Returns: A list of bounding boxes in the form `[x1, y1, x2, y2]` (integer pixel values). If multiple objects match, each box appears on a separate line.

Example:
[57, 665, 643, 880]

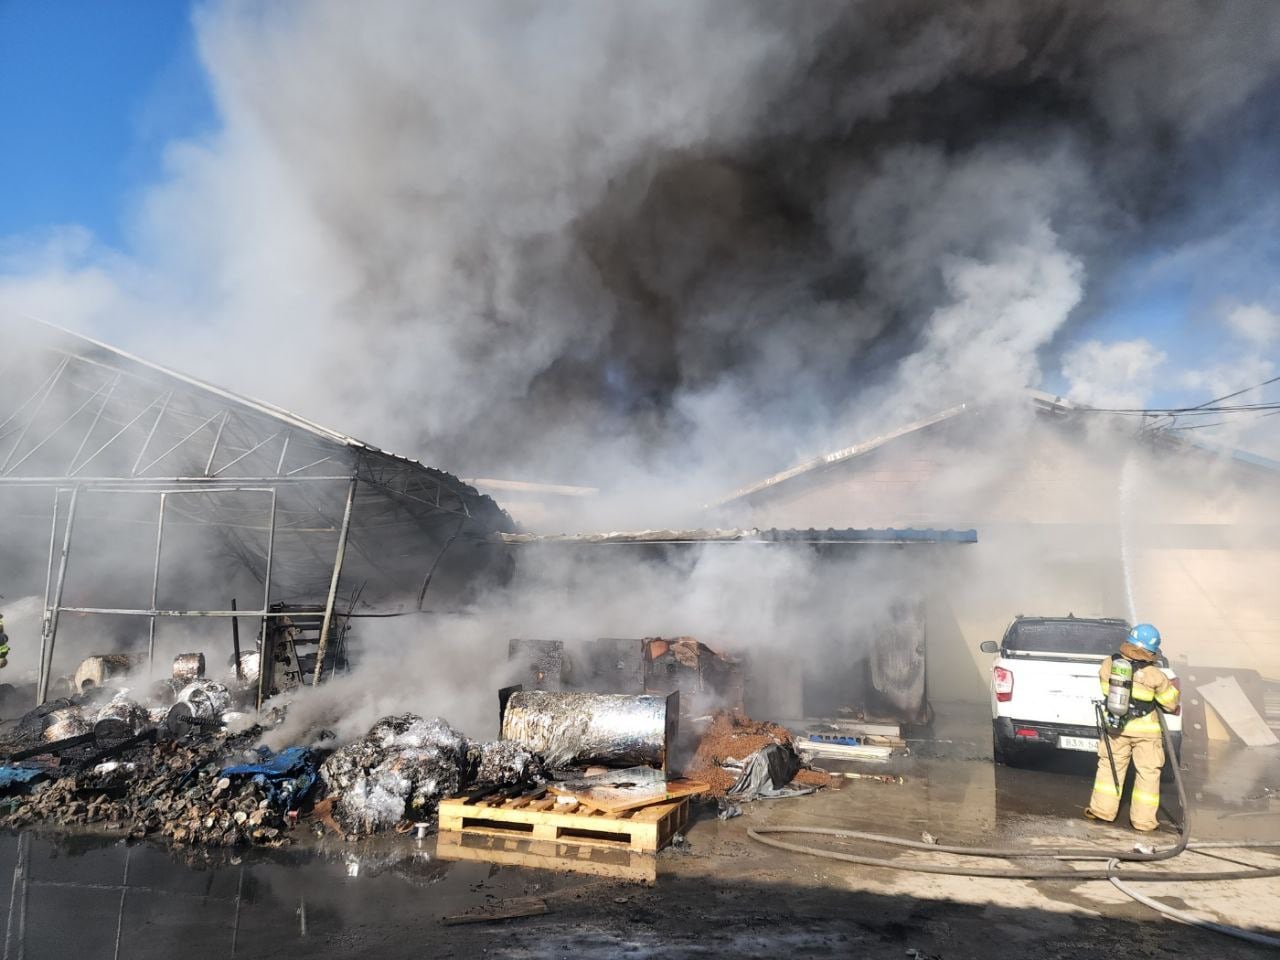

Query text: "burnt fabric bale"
[319, 714, 468, 835]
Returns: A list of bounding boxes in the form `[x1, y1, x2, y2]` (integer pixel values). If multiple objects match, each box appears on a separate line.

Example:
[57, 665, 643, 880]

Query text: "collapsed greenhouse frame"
[0, 319, 513, 706]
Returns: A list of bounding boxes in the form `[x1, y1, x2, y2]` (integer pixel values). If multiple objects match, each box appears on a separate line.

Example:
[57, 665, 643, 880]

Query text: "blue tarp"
[0, 766, 48, 794]
[220, 747, 320, 811]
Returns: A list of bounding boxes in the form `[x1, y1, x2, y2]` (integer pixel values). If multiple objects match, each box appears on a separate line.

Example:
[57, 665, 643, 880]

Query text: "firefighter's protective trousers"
[1087, 657, 1179, 831]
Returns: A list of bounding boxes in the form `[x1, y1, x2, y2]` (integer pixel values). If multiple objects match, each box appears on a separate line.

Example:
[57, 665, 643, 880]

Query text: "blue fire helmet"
[1128, 623, 1162, 653]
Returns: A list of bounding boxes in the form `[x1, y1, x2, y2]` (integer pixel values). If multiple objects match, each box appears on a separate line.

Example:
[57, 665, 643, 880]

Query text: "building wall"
[734, 414, 1280, 705]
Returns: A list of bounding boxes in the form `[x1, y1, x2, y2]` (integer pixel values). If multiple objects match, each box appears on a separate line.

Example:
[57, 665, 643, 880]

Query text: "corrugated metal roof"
[500, 527, 977, 545]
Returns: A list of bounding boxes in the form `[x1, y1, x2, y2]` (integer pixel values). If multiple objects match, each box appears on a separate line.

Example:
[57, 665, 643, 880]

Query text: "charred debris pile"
[0, 637, 879, 850]
[0, 655, 547, 849]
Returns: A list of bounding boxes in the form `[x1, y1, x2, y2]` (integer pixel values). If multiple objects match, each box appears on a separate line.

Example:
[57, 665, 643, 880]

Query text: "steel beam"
[67, 374, 120, 472]
[136, 407, 224, 476]
[131, 392, 173, 476]
[69, 393, 168, 477]
[204, 411, 229, 475]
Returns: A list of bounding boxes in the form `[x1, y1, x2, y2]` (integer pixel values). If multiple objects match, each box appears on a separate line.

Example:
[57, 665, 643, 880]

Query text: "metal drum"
[172, 652, 207, 683]
[167, 679, 234, 735]
[499, 689, 678, 769]
[93, 695, 149, 741]
[72, 654, 134, 692]
[44, 707, 89, 742]
[234, 652, 260, 685]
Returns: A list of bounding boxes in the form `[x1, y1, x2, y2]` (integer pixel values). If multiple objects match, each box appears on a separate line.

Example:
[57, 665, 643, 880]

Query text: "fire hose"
[748, 713, 1280, 944]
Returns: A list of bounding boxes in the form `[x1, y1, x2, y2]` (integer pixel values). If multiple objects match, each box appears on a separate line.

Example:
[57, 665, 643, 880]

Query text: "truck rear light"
[1015, 727, 1037, 738]
[994, 666, 1014, 702]
[1169, 677, 1182, 716]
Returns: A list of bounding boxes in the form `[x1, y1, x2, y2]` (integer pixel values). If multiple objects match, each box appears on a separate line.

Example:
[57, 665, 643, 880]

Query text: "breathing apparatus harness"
[1101, 652, 1156, 734]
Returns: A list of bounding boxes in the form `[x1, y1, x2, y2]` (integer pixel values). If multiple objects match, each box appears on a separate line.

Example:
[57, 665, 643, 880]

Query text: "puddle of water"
[0, 829, 579, 959]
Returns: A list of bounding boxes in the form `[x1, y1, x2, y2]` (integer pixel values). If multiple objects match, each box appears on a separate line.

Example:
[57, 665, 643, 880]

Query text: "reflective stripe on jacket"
[1098, 657, 1179, 738]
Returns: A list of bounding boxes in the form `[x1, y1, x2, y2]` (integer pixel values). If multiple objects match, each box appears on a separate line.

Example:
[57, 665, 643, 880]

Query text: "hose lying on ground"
[1106, 858, 1280, 949]
[748, 714, 1280, 939]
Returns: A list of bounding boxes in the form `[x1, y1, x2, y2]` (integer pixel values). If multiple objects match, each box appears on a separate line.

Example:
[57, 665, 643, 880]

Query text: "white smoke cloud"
[1063, 338, 1166, 409]
[1, 1, 1279, 728]
[1224, 303, 1280, 347]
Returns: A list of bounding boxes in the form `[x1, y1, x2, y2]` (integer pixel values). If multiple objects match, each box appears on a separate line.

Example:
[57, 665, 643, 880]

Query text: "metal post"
[312, 479, 357, 687]
[36, 489, 60, 697]
[255, 491, 277, 713]
[231, 866, 244, 956]
[416, 515, 465, 611]
[146, 494, 167, 677]
[231, 598, 243, 681]
[4, 831, 29, 960]
[204, 411, 229, 476]
[38, 485, 79, 704]
[111, 847, 130, 960]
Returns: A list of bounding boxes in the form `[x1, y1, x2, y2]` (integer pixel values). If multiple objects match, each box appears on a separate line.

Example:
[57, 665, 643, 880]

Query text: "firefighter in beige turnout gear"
[1085, 622, 1179, 831]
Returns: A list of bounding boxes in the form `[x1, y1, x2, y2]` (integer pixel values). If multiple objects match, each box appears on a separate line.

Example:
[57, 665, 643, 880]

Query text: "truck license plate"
[1059, 736, 1098, 752]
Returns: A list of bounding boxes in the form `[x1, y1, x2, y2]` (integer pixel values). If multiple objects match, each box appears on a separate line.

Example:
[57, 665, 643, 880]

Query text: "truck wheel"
[993, 734, 1022, 767]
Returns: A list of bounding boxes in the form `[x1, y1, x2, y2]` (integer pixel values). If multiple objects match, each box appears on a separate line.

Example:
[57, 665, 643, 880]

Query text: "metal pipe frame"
[0, 358, 68, 473]
[38, 486, 284, 703]
[312, 478, 357, 687]
[256, 490, 278, 711]
[145, 493, 167, 676]
[37, 485, 79, 704]
[2, 375, 115, 476]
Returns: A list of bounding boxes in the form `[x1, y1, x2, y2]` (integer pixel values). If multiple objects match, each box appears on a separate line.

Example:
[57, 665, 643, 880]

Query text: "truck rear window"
[1005, 620, 1129, 655]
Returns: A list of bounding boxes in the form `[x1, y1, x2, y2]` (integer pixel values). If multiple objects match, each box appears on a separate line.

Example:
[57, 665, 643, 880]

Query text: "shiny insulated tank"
[499, 687, 679, 770]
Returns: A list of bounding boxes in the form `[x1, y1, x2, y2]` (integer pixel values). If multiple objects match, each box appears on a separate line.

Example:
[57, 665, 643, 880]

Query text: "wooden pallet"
[437, 792, 689, 853]
[436, 832, 658, 883]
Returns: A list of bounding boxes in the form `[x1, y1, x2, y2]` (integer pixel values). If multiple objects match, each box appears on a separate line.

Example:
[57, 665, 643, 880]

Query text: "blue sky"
[0, 0, 213, 249]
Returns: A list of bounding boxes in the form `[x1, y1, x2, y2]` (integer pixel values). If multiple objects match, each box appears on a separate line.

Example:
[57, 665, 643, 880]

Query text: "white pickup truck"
[981, 615, 1182, 766]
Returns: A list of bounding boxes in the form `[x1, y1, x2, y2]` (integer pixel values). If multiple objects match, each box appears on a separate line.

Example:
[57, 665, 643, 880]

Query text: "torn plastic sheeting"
[726, 743, 815, 801]
[220, 746, 321, 811]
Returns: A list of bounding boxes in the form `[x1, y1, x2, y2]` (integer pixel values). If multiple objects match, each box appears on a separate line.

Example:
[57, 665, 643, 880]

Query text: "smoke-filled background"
[2, 0, 1279, 527]
[1, 1, 1279, 730]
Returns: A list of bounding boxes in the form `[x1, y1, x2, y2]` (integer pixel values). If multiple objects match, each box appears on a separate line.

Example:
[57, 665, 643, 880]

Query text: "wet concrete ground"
[2, 706, 1278, 959]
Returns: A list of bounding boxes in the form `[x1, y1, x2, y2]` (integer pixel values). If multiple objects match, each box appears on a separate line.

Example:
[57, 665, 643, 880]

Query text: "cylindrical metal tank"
[499, 689, 678, 769]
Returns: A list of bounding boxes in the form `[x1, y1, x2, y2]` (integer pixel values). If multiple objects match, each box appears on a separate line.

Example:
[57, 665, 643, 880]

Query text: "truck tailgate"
[1006, 656, 1102, 726]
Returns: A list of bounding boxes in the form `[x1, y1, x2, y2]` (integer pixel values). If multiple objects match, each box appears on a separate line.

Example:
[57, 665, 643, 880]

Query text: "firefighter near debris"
[1085, 623, 1180, 831]
[0, 612, 8, 669]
